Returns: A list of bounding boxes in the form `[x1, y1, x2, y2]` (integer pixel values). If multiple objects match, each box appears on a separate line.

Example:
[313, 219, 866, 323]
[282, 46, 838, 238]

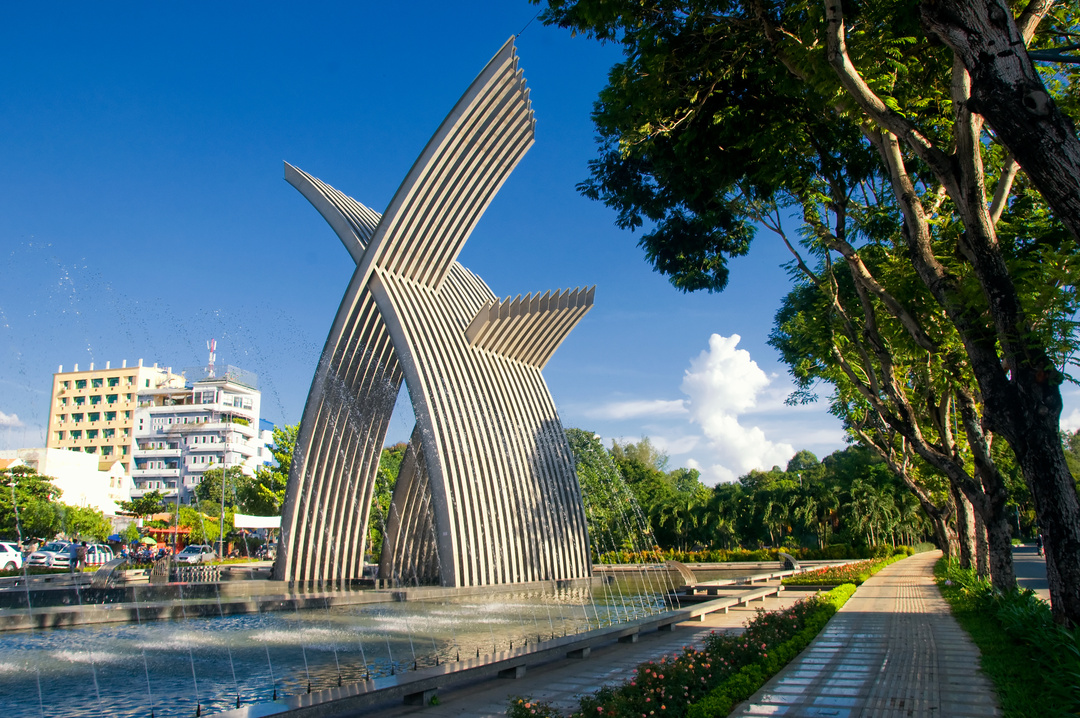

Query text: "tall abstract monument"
[273, 39, 595, 588]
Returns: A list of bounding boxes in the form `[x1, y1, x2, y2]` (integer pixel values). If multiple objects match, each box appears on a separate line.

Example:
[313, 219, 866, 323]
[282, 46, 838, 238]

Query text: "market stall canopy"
[234, 514, 281, 529]
[139, 536, 158, 545]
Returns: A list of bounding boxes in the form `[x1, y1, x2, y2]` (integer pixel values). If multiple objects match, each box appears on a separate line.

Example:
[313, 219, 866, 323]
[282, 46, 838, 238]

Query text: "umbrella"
[140, 536, 158, 545]
[107, 534, 123, 542]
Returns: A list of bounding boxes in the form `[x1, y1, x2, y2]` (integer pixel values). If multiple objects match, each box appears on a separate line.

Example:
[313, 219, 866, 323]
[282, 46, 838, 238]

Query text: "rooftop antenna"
[206, 338, 217, 378]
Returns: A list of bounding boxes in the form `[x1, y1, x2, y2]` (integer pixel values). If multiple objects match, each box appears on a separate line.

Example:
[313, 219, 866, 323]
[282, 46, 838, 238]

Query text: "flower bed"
[508, 583, 856, 718]
[781, 551, 908, 586]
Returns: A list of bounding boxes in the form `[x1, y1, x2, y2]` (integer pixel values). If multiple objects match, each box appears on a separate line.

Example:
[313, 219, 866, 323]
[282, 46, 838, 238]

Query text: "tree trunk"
[954, 486, 976, 570]
[974, 508, 989, 579]
[921, 0, 1080, 243]
[930, 511, 957, 559]
[1012, 422, 1080, 625]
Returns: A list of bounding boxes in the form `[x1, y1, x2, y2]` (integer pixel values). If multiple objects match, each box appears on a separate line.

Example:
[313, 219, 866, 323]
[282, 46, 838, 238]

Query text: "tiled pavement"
[730, 550, 999, 717]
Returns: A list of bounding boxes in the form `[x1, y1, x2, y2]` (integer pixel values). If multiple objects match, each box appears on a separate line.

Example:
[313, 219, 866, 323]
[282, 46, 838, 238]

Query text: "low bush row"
[596, 543, 933, 565]
[508, 583, 857, 718]
[936, 559, 1080, 716]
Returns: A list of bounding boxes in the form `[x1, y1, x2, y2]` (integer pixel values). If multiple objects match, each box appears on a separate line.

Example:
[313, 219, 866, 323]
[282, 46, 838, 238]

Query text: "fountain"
[0, 38, 807, 718]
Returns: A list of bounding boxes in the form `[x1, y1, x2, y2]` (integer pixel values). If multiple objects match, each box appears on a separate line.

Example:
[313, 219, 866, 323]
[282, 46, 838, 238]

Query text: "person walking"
[75, 541, 87, 571]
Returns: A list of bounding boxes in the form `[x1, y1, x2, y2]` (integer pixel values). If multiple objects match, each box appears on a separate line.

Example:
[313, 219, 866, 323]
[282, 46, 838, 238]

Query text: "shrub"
[937, 559, 1080, 715]
[509, 584, 857, 718]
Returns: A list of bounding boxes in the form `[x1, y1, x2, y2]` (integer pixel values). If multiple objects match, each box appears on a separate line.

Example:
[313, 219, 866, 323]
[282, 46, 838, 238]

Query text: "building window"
[125, 394, 132, 401]
[199, 390, 216, 405]
[70, 430, 82, 439]
[85, 446, 97, 454]
[75, 379, 86, 389]
[105, 411, 116, 421]
[91, 378, 102, 388]
[62, 381, 70, 389]
[72, 413, 83, 423]
[106, 394, 117, 404]
[88, 412, 100, 422]
[102, 446, 113, 456]
[56, 431, 65, 441]
[124, 411, 131, 419]
[90, 395, 101, 405]
[58, 397, 67, 407]
[56, 414, 66, 423]
[103, 428, 115, 438]
[86, 429, 98, 439]
[145, 379, 150, 388]
[122, 428, 130, 436]
[108, 377, 119, 387]
[122, 446, 129, 455]
[74, 396, 86, 406]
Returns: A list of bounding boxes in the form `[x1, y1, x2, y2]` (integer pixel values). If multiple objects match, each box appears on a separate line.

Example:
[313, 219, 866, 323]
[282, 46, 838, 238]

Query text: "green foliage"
[121, 522, 141, 544]
[0, 465, 64, 539]
[367, 442, 407, 561]
[178, 505, 231, 544]
[240, 423, 297, 516]
[61, 505, 112, 542]
[571, 430, 934, 556]
[936, 559, 1080, 716]
[117, 490, 165, 520]
[194, 466, 245, 508]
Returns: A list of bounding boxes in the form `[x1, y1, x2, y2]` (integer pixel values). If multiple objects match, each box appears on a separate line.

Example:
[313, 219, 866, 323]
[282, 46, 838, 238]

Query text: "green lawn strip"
[934, 559, 1079, 717]
[685, 584, 855, 718]
[782, 551, 908, 587]
[508, 584, 857, 718]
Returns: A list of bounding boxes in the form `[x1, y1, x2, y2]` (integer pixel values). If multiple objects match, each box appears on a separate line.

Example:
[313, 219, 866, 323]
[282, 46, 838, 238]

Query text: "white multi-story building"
[131, 366, 273, 504]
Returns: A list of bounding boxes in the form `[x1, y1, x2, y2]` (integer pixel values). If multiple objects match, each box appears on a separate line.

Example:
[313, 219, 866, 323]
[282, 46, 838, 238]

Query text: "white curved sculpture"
[274, 38, 594, 587]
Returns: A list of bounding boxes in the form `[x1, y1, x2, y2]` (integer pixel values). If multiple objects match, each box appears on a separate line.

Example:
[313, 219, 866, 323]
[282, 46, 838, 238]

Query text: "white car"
[0, 542, 23, 571]
[27, 541, 74, 569]
[175, 544, 216, 564]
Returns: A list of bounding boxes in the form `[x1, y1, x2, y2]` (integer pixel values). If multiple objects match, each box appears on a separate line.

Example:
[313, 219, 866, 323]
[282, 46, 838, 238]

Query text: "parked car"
[175, 545, 216, 564]
[0, 542, 23, 571]
[26, 542, 74, 569]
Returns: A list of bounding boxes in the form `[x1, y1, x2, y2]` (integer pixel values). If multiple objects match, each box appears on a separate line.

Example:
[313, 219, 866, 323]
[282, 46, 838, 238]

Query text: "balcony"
[134, 447, 182, 458]
[132, 468, 180, 478]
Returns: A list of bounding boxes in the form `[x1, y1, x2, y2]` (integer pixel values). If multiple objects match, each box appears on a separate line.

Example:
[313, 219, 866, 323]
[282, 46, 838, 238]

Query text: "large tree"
[541, 0, 1080, 622]
[0, 465, 63, 540]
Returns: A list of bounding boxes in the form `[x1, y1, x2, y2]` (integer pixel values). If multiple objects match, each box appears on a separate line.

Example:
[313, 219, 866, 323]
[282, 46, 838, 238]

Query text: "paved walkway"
[730, 551, 999, 717]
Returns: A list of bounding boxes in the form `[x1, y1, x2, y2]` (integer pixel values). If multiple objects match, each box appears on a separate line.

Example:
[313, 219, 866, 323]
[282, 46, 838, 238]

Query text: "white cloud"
[649, 433, 700, 456]
[0, 411, 23, 429]
[681, 334, 795, 483]
[1062, 408, 1080, 434]
[584, 399, 688, 420]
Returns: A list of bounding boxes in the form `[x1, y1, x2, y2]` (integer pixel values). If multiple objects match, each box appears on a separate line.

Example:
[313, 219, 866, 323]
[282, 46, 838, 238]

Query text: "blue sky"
[12, 1, 1062, 484]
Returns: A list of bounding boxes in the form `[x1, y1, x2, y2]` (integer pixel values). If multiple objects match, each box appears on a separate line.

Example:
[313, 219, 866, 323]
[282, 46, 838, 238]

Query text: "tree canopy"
[541, 0, 1080, 624]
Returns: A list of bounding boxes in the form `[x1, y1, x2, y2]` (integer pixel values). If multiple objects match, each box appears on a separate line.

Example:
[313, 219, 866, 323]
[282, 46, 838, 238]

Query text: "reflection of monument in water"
[274, 38, 595, 588]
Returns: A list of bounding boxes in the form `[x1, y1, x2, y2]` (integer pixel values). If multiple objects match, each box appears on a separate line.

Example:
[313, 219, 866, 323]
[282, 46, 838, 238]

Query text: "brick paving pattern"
[730, 551, 999, 717]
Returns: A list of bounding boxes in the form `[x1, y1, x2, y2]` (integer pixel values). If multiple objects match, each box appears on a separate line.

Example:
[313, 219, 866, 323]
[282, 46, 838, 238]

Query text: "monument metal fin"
[464, 286, 595, 367]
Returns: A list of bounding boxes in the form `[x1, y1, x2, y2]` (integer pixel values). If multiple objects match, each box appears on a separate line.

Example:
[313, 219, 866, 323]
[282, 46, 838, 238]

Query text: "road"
[1012, 544, 1050, 601]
